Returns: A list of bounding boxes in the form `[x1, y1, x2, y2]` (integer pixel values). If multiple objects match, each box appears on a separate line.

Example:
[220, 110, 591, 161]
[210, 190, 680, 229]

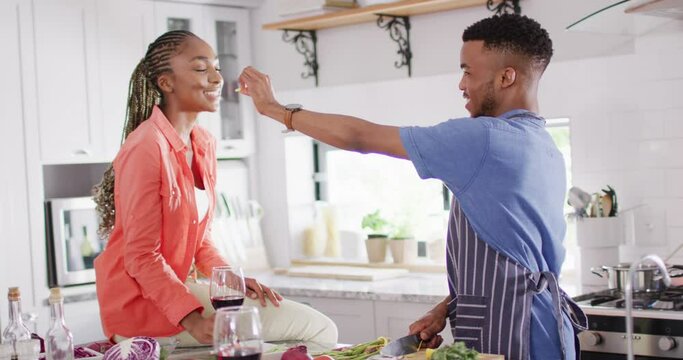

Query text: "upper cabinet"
[33, 0, 104, 163]
[30, 0, 253, 163]
[32, 0, 154, 163]
[97, 0, 155, 160]
[154, 2, 254, 159]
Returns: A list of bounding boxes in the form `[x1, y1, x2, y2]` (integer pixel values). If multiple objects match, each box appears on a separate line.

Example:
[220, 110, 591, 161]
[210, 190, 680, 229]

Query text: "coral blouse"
[95, 106, 227, 339]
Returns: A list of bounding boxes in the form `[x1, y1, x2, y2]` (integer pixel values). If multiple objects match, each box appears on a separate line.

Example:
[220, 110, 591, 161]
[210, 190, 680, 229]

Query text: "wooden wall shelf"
[262, 0, 487, 31]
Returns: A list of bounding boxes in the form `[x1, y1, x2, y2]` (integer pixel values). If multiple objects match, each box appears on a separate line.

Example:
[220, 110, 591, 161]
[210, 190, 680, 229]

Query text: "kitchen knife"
[380, 334, 422, 356]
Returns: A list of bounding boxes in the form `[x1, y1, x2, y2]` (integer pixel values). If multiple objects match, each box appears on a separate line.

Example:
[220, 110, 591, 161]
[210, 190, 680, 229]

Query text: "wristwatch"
[283, 103, 303, 133]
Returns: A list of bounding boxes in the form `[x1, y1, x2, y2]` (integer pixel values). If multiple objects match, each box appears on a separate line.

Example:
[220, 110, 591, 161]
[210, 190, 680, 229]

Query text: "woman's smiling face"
[163, 36, 224, 113]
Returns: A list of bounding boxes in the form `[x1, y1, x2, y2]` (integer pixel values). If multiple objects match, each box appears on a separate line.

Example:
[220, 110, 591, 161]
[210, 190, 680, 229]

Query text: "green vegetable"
[430, 342, 478, 360]
[316, 337, 389, 360]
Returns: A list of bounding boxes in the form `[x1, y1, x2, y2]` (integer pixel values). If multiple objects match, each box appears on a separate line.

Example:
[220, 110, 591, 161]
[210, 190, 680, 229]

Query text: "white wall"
[250, 0, 683, 281]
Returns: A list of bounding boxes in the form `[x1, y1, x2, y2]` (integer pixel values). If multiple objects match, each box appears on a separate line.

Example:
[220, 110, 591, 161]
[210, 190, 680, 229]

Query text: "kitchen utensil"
[591, 263, 669, 293]
[247, 200, 264, 247]
[567, 187, 591, 217]
[379, 334, 422, 356]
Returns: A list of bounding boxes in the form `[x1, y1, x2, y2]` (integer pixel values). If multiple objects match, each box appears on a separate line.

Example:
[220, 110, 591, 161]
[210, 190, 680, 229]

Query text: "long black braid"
[93, 30, 197, 238]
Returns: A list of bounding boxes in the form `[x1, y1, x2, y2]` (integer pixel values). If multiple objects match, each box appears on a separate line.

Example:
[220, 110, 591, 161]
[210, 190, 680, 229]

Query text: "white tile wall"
[541, 30, 683, 280]
[252, 0, 683, 283]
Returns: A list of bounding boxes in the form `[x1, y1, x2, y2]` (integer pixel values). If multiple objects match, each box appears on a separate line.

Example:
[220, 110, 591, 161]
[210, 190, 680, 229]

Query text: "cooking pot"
[591, 263, 668, 293]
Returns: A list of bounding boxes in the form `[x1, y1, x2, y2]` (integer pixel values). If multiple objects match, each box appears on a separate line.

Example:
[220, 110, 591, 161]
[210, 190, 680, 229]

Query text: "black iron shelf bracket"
[282, 29, 319, 86]
[376, 14, 412, 77]
[487, 0, 521, 15]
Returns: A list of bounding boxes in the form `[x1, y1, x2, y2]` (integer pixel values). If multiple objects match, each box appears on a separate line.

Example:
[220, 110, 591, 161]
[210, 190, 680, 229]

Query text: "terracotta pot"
[389, 238, 417, 264]
[365, 236, 388, 263]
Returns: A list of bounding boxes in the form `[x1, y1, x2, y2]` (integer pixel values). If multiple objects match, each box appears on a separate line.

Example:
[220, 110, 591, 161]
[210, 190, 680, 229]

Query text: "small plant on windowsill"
[389, 218, 418, 264]
[362, 210, 389, 263]
[362, 210, 390, 238]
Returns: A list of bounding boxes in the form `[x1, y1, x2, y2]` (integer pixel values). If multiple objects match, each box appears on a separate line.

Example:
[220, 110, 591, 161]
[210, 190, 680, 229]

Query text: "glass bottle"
[46, 288, 73, 360]
[2, 287, 31, 359]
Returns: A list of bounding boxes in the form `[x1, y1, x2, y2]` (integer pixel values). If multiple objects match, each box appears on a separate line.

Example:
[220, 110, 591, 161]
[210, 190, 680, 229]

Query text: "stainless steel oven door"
[45, 197, 105, 287]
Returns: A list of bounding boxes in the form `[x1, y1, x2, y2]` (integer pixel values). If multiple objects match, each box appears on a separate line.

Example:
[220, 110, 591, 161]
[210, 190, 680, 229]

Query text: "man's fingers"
[425, 335, 443, 349]
[409, 325, 424, 336]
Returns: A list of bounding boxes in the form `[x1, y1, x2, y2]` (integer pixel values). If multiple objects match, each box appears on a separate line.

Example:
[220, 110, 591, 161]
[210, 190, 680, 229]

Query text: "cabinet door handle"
[72, 149, 91, 156]
[222, 145, 235, 150]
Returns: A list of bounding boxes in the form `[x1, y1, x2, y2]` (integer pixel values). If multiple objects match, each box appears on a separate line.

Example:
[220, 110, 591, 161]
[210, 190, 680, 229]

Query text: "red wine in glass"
[211, 295, 245, 309]
[217, 348, 261, 360]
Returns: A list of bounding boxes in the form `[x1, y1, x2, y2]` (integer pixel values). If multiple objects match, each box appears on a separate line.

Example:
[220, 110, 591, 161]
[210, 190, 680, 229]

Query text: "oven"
[45, 197, 107, 287]
[575, 288, 683, 359]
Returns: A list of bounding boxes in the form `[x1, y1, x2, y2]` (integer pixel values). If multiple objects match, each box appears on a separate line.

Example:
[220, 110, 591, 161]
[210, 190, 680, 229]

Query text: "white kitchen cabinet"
[374, 301, 454, 344]
[288, 296, 376, 344]
[0, 0, 35, 311]
[32, 0, 155, 163]
[154, 1, 254, 159]
[32, 0, 104, 163]
[97, 0, 155, 159]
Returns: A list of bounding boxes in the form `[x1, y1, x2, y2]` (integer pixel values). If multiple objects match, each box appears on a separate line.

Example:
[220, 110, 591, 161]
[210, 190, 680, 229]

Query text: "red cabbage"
[103, 337, 159, 360]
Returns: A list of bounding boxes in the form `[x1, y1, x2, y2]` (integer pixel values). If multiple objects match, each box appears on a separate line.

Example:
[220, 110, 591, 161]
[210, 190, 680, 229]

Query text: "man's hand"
[245, 277, 283, 307]
[180, 310, 215, 344]
[408, 299, 449, 348]
[238, 67, 281, 116]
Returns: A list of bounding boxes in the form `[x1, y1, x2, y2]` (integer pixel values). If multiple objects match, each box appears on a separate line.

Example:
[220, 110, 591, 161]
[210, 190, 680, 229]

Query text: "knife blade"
[380, 334, 422, 356]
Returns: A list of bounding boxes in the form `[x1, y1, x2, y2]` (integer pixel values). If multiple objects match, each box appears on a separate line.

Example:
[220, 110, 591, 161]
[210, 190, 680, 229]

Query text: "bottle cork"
[8, 287, 20, 301]
[48, 287, 63, 304]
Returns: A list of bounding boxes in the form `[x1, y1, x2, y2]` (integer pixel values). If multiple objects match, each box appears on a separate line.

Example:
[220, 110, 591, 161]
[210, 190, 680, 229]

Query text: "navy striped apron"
[446, 199, 587, 360]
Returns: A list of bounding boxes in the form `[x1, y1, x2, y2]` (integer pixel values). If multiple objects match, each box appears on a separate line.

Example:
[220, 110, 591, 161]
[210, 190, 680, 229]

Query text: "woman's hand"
[180, 310, 215, 344]
[244, 277, 283, 307]
[238, 67, 280, 115]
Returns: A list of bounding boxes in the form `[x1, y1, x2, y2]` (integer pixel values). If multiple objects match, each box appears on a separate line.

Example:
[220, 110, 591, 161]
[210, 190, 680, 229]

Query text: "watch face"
[285, 103, 303, 111]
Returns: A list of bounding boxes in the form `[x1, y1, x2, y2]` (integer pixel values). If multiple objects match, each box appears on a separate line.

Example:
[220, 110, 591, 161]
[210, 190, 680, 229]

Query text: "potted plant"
[389, 219, 418, 264]
[361, 210, 389, 263]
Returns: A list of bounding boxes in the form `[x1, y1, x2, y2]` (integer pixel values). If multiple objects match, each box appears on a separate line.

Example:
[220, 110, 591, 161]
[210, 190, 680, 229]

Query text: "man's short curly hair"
[462, 14, 553, 72]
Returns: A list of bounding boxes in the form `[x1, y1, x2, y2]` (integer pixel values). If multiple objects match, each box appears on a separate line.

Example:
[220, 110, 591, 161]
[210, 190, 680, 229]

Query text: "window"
[313, 118, 576, 277]
[314, 143, 448, 250]
[546, 118, 578, 295]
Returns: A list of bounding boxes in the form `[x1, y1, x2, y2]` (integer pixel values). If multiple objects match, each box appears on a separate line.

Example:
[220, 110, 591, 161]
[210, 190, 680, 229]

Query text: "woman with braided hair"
[93, 30, 337, 346]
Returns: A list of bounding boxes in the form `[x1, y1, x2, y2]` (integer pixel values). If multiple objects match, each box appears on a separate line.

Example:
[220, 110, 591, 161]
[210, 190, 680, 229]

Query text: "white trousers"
[116, 281, 338, 347]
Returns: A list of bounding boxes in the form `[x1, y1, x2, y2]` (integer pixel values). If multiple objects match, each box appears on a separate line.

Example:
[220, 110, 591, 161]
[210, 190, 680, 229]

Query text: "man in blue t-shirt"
[239, 13, 586, 360]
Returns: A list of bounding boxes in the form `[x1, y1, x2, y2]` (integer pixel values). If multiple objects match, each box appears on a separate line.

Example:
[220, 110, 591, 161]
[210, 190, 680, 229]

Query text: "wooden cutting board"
[286, 265, 409, 281]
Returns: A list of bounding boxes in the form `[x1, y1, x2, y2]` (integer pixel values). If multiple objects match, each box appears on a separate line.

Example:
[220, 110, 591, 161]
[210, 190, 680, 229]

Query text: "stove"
[574, 286, 683, 359]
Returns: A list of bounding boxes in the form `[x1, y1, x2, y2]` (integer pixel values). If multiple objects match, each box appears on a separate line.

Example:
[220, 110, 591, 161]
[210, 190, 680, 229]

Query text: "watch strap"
[284, 108, 295, 131]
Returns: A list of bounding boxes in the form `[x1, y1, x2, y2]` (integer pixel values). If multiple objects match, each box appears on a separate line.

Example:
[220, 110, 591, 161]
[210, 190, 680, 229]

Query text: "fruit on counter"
[102, 337, 160, 360]
[316, 337, 389, 360]
[425, 342, 478, 360]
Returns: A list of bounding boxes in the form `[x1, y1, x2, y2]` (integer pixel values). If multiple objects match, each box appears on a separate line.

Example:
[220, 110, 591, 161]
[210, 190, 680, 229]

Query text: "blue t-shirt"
[399, 109, 573, 359]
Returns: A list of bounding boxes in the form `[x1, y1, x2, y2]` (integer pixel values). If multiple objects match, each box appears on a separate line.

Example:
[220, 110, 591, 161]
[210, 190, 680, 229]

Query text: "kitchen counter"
[60, 272, 449, 305]
[255, 271, 449, 304]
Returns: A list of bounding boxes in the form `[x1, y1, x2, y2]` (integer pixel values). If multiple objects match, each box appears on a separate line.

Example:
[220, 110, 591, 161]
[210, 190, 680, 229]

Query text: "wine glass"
[214, 306, 262, 360]
[210, 266, 246, 310]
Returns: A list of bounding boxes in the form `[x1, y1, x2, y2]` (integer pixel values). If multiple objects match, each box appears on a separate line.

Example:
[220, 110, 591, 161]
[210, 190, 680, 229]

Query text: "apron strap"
[533, 271, 567, 360]
[531, 271, 588, 360]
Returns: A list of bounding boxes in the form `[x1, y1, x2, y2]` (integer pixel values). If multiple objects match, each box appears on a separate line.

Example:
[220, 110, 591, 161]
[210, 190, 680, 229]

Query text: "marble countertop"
[61, 272, 449, 305]
[254, 271, 449, 304]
